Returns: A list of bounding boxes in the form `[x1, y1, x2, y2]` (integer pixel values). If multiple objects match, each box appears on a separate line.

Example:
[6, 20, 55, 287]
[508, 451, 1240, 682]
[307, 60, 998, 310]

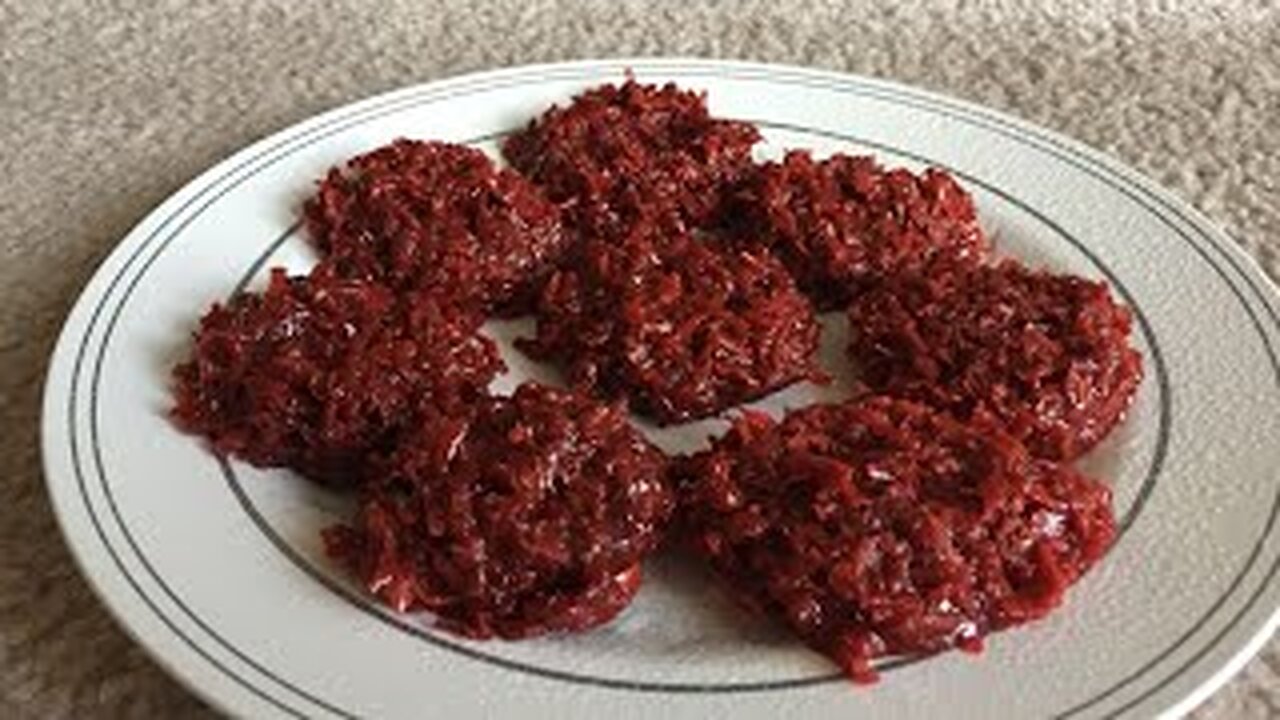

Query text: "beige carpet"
[2, 0, 1278, 716]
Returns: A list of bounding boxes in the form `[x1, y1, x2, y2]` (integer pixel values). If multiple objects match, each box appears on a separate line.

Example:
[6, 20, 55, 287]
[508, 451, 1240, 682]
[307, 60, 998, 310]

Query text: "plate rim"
[39, 57, 1280, 719]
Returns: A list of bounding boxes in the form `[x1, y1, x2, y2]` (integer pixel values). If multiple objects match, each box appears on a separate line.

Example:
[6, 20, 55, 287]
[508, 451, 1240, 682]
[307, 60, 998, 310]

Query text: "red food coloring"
[676, 396, 1116, 683]
[325, 383, 673, 638]
[847, 260, 1143, 460]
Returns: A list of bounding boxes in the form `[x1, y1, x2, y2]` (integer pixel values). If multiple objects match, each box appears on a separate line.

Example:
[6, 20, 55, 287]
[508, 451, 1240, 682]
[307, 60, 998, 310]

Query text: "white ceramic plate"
[41, 59, 1280, 719]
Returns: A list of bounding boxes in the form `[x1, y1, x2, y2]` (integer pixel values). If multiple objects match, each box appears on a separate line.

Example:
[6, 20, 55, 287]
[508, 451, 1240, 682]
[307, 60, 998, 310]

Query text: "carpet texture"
[2, 0, 1278, 716]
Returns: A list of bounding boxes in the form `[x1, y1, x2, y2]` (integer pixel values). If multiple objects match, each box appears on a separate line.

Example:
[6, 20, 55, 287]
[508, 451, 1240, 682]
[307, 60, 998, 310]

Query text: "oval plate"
[41, 59, 1280, 719]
